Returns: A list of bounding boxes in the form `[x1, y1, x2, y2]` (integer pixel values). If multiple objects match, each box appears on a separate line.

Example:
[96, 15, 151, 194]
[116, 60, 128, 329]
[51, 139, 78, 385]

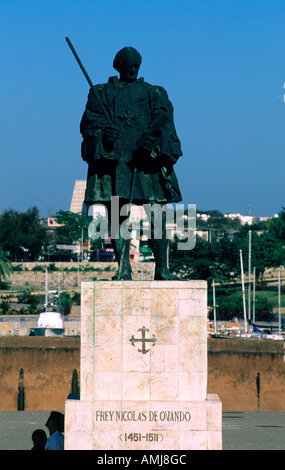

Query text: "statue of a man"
[80, 46, 182, 280]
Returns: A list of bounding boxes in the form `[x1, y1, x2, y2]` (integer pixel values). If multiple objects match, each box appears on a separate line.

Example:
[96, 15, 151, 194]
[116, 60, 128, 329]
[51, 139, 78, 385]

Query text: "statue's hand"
[139, 135, 157, 153]
[103, 126, 120, 143]
[102, 126, 120, 152]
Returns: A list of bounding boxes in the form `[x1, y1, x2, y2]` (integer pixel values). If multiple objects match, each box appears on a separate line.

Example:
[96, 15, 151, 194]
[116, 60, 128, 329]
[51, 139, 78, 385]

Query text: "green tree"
[20, 207, 48, 260]
[0, 209, 22, 259]
[232, 226, 285, 279]
[268, 208, 285, 241]
[215, 292, 243, 320]
[59, 291, 72, 315]
[0, 247, 13, 279]
[170, 236, 238, 284]
[170, 221, 285, 283]
[0, 207, 48, 261]
[254, 296, 274, 322]
[55, 211, 89, 245]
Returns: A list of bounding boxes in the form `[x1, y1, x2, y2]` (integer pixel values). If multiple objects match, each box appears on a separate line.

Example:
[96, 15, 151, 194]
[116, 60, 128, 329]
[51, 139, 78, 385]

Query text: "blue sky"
[0, 0, 284, 218]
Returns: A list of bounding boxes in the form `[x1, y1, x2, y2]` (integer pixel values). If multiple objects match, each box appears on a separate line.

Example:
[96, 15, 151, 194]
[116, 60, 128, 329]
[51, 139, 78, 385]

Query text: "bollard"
[71, 369, 79, 394]
[256, 372, 260, 410]
[17, 368, 25, 411]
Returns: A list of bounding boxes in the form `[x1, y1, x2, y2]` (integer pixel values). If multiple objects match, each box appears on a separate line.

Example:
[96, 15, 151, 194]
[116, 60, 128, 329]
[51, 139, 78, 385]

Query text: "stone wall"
[207, 337, 285, 412]
[6, 262, 155, 292]
[0, 337, 80, 411]
[0, 336, 283, 412]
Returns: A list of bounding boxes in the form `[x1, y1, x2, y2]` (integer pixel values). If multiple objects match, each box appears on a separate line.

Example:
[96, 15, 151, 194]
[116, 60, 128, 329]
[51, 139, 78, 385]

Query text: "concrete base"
[65, 281, 222, 450]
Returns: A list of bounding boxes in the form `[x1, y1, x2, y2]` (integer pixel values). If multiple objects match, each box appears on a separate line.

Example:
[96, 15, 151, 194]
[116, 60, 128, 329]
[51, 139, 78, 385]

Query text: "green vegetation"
[0, 207, 48, 261]
[0, 247, 13, 279]
[0, 204, 285, 321]
[0, 208, 91, 262]
[55, 210, 89, 245]
[170, 207, 285, 322]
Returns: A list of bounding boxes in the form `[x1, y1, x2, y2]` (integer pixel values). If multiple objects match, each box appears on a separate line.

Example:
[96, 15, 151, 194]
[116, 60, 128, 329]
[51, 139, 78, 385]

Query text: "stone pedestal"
[65, 281, 222, 450]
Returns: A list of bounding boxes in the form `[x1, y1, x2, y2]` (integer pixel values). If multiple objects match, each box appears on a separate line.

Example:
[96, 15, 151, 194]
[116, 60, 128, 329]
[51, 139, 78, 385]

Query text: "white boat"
[30, 270, 65, 337]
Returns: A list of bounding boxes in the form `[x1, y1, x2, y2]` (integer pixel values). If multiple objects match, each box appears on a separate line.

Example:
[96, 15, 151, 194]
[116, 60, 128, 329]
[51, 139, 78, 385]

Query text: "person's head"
[113, 47, 142, 83]
[31, 429, 47, 450]
[45, 411, 64, 436]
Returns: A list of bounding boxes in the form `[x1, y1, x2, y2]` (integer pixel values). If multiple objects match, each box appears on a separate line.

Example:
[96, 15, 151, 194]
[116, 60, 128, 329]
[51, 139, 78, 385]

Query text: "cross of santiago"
[119, 105, 139, 126]
[129, 326, 157, 354]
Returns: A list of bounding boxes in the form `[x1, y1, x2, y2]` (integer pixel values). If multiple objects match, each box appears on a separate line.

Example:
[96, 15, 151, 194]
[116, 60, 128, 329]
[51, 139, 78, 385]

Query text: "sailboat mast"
[45, 268, 48, 306]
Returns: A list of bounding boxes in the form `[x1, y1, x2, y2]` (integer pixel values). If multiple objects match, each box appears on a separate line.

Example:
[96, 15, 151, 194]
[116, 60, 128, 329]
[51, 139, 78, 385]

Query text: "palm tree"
[0, 247, 13, 280]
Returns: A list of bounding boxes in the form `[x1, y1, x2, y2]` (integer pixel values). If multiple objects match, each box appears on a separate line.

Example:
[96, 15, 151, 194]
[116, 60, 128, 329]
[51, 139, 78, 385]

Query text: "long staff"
[66, 37, 131, 277]
[65, 37, 113, 127]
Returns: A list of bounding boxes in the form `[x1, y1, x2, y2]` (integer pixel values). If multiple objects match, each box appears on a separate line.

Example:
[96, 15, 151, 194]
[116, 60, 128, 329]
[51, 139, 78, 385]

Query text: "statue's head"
[113, 47, 142, 83]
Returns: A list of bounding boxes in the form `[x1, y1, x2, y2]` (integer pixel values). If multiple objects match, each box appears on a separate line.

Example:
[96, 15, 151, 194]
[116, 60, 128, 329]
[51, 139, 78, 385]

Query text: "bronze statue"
[79, 46, 183, 280]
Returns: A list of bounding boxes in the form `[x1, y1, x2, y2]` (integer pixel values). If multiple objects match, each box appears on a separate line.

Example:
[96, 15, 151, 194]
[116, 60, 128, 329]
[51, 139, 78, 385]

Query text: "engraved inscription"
[120, 433, 163, 442]
[95, 409, 191, 422]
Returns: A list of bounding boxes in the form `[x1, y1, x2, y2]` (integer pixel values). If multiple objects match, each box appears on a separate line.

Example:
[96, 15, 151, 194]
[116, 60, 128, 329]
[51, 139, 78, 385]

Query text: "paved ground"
[222, 411, 285, 450]
[0, 410, 284, 450]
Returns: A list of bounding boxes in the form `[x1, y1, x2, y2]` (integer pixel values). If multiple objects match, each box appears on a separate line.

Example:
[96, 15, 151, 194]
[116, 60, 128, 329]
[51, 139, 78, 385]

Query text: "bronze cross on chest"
[118, 105, 139, 126]
[129, 326, 157, 354]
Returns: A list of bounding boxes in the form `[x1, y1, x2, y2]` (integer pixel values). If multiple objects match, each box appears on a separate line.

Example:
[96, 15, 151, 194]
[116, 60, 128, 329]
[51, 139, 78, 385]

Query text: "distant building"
[224, 213, 269, 225]
[197, 213, 211, 222]
[69, 180, 148, 222]
[70, 180, 87, 214]
[46, 217, 64, 228]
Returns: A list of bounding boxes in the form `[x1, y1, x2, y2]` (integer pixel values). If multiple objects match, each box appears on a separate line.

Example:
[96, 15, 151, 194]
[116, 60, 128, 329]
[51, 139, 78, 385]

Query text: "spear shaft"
[65, 36, 113, 126]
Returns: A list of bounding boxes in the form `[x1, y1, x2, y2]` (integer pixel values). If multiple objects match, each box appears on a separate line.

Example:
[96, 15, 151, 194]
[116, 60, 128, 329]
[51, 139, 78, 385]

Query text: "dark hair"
[49, 411, 65, 432]
[32, 429, 47, 443]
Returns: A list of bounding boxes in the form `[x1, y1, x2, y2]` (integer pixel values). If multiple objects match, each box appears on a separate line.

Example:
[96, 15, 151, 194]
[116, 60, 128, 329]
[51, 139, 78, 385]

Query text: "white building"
[69, 180, 87, 214]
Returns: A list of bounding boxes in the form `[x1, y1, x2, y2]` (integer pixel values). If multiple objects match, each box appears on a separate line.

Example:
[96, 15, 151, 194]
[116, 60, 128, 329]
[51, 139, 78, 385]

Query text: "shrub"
[59, 291, 72, 315]
[48, 263, 58, 272]
[0, 301, 10, 314]
[18, 289, 40, 305]
[13, 264, 23, 271]
[72, 292, 81, 305]
[32, 265, 45, 272]
[0, 280, 10, 290]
